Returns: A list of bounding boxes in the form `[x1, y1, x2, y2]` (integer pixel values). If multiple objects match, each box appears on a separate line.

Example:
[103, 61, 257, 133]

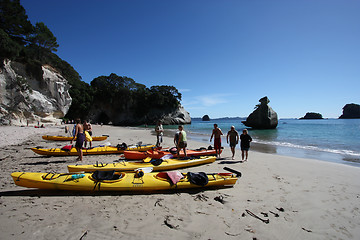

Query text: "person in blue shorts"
[71, 118, 85, 161]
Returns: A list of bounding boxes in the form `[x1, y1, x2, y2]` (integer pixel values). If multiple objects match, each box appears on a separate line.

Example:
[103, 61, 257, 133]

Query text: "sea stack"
[300, 112, 323, 119]
[242, 96, 278, 129]
[202, 115, 210, 121]
[339, 103, 360, 119]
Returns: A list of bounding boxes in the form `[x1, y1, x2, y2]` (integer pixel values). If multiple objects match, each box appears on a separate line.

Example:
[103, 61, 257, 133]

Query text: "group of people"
[70, 119, 251, 162]
[155, 121, 188, 157]
[211, 124, 252, 161]
[155, 121, 252, 161]
[70, 118, 93, 161]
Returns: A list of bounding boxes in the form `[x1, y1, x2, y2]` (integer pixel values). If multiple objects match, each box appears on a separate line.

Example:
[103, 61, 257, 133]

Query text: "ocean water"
[163, 118, 360, 167]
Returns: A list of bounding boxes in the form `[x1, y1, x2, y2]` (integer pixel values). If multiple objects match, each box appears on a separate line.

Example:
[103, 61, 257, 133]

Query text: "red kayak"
[123, 148, 221, 160]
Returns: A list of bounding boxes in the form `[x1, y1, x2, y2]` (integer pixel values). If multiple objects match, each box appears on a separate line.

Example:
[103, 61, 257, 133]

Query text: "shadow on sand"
[20, 160, 71, 166]
[0, 186, 232, 197]
[218, 160, 243, 164]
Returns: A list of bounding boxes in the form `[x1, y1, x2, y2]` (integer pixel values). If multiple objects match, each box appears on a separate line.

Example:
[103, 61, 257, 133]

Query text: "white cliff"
[0, 59, 72, 125]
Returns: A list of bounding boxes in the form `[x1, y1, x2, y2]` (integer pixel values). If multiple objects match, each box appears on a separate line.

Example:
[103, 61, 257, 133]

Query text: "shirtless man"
[210, 124, 223, 158]
[70, 118, 85, 161]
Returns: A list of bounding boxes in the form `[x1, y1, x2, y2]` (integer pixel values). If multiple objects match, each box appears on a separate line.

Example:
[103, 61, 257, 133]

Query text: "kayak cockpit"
[88, 170, 124, 183]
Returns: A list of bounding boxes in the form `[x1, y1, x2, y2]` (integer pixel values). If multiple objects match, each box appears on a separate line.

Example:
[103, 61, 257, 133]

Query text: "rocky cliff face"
[0, 59, 72, 125]
[161, 105, 191, 125]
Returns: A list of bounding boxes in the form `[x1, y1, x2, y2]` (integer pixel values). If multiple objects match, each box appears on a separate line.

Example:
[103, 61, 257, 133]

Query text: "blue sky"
[21, 0, 359, 118]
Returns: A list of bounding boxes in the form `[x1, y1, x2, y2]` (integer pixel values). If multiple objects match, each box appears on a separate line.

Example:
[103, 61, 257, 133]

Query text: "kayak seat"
[61, 145, 73, 151]
[150, 159, 163, 166]
[92, 170, 122, 181]
[116, 142, 128, 150]
[194, 147, 207, 151]
[155, 172, 186, 182]
[187, 172, 209, 186]
[218, 173, 232, 176]
[156, 172, 169, 180]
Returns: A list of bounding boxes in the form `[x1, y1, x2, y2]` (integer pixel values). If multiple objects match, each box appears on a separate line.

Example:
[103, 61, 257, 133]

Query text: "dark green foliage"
[28, 22, 58, 51]
[91, 74, 181, 121]
[1, 0, 89, 119]
[66, 80, 93, 120]
[1, 1, 59, 63]
[0, 0, 33, 45]
[27, 22, 59, 61]
[149, 85, 181, 109]
[1, 0, 181, 124]
[0, 28, 22, 59]
[0, 0, 31, 60]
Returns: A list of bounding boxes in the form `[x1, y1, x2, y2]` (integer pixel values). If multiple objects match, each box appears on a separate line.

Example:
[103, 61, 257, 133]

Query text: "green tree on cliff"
[27, 22, 59, 60]
[0, 0, 33, 58]
[91, 74, 182, 123]
[1, 1, 183, 124]
[0, 0, 33, 44]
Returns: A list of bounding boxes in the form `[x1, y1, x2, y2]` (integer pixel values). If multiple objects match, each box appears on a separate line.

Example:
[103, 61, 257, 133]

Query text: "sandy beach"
[0, 124, 359, 240]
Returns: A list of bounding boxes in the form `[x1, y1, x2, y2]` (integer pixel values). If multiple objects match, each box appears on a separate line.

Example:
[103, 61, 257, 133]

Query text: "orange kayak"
[124, 148, 221, 160]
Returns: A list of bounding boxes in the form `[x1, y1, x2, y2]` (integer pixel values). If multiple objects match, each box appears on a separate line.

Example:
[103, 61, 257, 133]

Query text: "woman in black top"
[240, 129, 252, 161]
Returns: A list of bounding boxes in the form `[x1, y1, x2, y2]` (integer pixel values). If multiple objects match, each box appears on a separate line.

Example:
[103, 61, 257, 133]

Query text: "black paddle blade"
[223, 167, 242, 177]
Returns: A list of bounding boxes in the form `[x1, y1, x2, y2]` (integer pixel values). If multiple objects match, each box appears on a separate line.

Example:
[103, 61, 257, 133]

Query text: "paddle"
[223, 167, 242, 177]
[143, 157, 152, 163]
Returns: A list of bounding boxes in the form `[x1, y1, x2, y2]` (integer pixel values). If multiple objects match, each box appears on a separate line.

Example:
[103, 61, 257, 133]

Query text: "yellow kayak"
[31, 144, 155, 156]
[42, 135, 108, 141]
[11, 170, 238, 192]
[67, 156, 216, 172]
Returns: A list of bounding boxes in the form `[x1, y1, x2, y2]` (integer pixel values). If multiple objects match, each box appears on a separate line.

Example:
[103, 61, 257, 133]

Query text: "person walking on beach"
[240, 129, 252, 162]
[210, 124, 223, 158]
[71, 118, 85, 161]
[227, 126, 239, 160]
[155, 120, 164, 148]
[177, 125, 187, 157]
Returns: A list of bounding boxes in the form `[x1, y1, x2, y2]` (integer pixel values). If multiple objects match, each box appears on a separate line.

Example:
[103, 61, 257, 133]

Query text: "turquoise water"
[163, 118, 360, 167]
